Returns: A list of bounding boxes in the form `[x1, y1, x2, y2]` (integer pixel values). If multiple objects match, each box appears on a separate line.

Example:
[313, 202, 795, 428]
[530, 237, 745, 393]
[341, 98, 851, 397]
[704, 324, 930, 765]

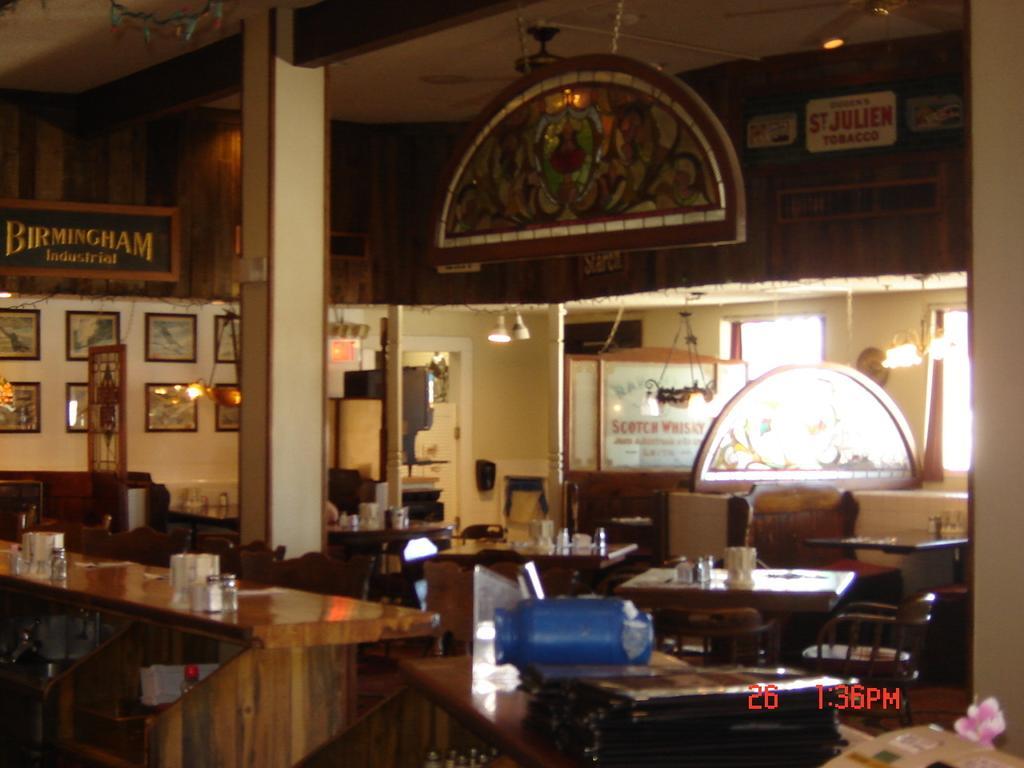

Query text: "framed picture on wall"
[216, 392, 240, 432]
[145, 313, 196, 362]
[214, 315, 240, 363]
[0, 309, 40, 360]
[66, 382, 88, 432]
[145, 383, 198, 432]
[0, 382, 40, 432]
[66, 311, 120, 361]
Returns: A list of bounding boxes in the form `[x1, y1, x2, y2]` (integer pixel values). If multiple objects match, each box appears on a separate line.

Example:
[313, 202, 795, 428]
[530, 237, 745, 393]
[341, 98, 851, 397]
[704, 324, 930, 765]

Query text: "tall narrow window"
[941, 310, 971, 472]
[731, 316, 825, 379]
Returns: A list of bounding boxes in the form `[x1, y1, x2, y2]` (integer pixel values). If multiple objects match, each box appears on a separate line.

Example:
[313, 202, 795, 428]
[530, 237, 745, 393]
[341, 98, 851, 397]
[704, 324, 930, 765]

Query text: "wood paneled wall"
[2, 33, 965, 306]
[0, 104, 240, 299]
[330, 33, 966, 305]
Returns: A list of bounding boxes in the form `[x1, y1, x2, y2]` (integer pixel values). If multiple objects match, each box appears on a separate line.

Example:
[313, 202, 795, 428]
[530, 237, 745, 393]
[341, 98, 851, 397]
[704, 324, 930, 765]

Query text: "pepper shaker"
[50, 546, 68, 581]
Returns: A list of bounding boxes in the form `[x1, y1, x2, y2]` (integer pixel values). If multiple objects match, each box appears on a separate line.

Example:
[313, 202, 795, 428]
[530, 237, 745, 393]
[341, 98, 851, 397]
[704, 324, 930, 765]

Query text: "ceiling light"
[488, 315, 511, 343]
[822, 37, 845, 50]
[881, 276, 947, 369]
[511, 312, 530, 340]
[644, 311, 715, 415]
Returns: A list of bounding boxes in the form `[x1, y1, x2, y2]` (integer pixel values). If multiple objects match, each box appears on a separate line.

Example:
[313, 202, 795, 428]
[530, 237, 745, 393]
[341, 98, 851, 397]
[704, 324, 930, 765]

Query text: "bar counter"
[0, 542, 435, 767]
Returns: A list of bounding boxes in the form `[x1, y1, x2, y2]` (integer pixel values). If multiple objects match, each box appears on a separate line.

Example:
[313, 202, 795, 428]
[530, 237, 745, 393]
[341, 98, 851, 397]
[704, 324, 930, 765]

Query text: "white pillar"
[386, 305, 404, 509]
[972, 0, 1024, 754]
[548, 304, 565, 526]
[239, 10, 327, 556]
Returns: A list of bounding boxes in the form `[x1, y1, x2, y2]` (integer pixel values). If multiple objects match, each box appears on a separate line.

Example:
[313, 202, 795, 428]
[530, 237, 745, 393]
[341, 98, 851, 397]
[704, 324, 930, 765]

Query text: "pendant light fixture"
[488, 315, 511, 343]
[511, 312, 531, 340]
[882, 277, 947, 369]
[186, 310, 242, 404]
[644, 311, 715, 414]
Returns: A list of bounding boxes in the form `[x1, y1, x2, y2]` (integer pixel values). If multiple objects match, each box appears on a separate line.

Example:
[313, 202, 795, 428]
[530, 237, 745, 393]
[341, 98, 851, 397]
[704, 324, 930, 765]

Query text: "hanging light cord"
[610, 0, 626, 54]
[516, 2, 532, 75]
[598, 306, 625, 354]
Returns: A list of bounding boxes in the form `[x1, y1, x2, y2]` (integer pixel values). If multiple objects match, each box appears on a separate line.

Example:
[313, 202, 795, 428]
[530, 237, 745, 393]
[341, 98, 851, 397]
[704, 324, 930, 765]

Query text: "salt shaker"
[594, 527, 608, 553]
[674, 557, 694, 584]
[50, 546, 68, 581]
[205, 574, 223, 612]
[221, 573, 238, 612]
[695, 555, 714, 584]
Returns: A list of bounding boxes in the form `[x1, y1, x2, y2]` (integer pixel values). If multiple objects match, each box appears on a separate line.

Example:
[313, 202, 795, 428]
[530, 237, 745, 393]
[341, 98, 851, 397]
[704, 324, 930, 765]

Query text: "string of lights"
[109, 0, 224, 43]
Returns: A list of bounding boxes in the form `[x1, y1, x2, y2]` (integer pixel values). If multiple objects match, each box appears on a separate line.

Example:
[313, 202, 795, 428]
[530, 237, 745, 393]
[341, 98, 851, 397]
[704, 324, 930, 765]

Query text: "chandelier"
[187, 310, 241, 406]
[882, 277, 948, 369]
[644, 310, 715, 413]
[0, 377, 13, 408]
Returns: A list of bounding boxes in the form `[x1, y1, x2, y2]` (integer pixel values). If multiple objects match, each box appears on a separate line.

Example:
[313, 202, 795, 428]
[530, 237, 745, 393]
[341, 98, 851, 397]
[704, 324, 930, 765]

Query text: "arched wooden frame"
[429, 55, 745, 266]
[691, 363, 920, 493]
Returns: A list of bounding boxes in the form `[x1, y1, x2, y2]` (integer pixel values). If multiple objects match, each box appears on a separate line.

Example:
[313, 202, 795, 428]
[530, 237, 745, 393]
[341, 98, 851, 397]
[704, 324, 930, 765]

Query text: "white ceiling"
[0, 0, 963, 121]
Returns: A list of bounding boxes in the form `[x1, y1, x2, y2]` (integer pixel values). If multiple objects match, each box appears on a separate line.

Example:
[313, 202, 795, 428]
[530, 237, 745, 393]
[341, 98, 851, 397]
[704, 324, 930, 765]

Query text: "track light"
[488, 315, 511, 343]
[511, 312, 530, 340]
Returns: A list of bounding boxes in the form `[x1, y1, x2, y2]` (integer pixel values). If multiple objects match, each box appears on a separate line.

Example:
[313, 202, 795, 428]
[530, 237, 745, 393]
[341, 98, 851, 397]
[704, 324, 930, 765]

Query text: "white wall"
[0, 296, 238, 484]
[344, 306, 550, 527]
[636, 287, 967, 489]
[972, 0, 1024, 753]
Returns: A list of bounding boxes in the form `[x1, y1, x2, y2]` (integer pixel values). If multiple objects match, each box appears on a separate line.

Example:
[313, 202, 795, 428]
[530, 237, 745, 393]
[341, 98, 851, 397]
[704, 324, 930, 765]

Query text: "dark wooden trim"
[292, 0, 536, 68]
[77, 35, 243, 135]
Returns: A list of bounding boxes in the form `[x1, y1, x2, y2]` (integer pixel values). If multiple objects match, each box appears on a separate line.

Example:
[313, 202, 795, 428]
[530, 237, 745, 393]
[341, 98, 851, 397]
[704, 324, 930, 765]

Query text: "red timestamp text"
[746, 683, 901, 711]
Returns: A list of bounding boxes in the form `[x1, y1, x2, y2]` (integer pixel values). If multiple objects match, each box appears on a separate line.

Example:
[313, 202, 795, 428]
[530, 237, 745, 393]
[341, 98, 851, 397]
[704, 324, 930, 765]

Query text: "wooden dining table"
[615, 567, 856, 614]
[432, 540, 639, 571]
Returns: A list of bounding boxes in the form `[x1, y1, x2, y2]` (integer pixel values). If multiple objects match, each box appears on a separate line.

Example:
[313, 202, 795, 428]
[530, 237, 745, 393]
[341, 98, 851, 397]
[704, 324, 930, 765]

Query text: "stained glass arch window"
[692, 364, 919, 493]
[429, 54, 745, 266]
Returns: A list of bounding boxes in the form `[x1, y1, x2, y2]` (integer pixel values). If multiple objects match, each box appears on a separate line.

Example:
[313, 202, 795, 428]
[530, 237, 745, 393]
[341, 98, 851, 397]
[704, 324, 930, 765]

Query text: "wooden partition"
[0, 542, 434, 767]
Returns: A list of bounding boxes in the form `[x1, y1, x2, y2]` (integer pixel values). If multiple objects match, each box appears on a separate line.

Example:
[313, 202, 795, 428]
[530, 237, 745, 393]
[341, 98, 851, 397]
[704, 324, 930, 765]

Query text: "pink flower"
[954, 697, 1006, 748]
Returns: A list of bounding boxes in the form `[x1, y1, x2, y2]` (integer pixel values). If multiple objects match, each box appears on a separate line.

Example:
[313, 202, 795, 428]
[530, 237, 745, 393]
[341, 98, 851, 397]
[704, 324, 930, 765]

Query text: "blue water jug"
[494, 597, 653, 668]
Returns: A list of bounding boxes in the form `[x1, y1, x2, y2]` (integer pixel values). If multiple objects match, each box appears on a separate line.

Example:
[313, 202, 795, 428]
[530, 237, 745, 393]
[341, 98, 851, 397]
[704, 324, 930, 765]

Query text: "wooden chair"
[24, 514, 112, 552]
[423, 561, 475, 655]
[540, 566, 585, 597]
[459, 524, 505, 542]
[81, 525, 189, 568]
[243, 551, 375, 600]
[802, 592, 936, 724]
[654, 607, 779, 667]
[0, 510, 27, 542]
[740, 484, 903, 604]
[203, 538, 286, 576]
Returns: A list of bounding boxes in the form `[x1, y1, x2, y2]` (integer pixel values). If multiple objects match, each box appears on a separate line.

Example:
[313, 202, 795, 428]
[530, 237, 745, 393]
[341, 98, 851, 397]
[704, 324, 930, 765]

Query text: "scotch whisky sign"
[0, 199, 179, 281]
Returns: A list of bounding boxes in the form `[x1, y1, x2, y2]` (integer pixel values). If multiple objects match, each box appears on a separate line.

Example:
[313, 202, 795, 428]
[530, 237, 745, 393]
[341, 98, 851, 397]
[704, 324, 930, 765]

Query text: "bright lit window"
[734, 316, 825, 379]
[941, 310, 971, 472]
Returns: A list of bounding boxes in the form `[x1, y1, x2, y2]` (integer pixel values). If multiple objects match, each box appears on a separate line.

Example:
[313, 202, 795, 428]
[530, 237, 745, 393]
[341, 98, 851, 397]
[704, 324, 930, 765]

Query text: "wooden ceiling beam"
[76, 35, 242, 135]
[292, 0, 541, 68]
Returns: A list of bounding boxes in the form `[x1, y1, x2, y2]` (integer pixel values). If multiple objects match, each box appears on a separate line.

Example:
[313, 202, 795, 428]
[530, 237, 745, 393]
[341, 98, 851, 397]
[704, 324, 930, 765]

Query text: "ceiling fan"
[725, 0, 963, 46]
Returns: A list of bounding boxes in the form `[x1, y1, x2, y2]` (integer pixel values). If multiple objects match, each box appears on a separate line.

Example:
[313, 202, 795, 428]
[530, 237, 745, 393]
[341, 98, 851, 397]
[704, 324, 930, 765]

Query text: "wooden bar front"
[0, 543, 435, 767]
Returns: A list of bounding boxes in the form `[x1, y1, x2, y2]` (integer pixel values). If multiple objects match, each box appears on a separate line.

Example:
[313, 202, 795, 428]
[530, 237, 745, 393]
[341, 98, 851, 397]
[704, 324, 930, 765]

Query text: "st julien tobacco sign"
[0, 199, 179, 281]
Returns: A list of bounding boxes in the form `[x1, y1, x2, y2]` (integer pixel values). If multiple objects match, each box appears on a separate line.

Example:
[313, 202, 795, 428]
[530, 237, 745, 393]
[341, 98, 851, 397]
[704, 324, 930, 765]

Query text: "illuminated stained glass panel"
[430, 55, 744, 265]
[692, 364, 918, 492]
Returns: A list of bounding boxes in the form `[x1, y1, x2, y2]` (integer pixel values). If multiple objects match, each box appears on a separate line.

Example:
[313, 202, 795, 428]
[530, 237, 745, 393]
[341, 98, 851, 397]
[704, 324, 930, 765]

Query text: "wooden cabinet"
[0, 544, 434, 767]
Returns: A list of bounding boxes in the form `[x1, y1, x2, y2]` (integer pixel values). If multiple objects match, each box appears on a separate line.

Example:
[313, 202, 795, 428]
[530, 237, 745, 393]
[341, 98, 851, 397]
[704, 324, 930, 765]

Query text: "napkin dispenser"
[170, 553, 220, 603]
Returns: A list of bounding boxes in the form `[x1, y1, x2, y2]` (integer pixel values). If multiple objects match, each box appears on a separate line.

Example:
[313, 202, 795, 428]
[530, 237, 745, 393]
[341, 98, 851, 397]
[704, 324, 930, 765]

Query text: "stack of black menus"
[521, 666, 846, 767]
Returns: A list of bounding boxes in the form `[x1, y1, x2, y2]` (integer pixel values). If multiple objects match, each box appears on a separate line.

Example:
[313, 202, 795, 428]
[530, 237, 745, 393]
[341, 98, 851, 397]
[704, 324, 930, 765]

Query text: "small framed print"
[0, 382, 40, 432]
[145, 313, 196, 362]
[66, 382, 88, 432]
[216, 393, 240, 432]
[145, 383, 198, 432]
[215, 315, 240, 363]
[0, 309, 40, 360]
[66, 311, 119, 361]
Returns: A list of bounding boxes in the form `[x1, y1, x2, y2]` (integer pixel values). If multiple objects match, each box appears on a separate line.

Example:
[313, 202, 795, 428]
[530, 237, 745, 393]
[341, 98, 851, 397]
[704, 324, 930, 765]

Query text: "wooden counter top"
[0, 543, 436, 649]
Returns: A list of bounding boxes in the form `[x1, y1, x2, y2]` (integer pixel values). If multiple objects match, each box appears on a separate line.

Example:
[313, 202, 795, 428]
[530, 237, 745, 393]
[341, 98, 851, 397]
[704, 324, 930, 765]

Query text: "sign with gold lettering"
[806, 91, 897, 153]
[0, 199, 179, 281]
